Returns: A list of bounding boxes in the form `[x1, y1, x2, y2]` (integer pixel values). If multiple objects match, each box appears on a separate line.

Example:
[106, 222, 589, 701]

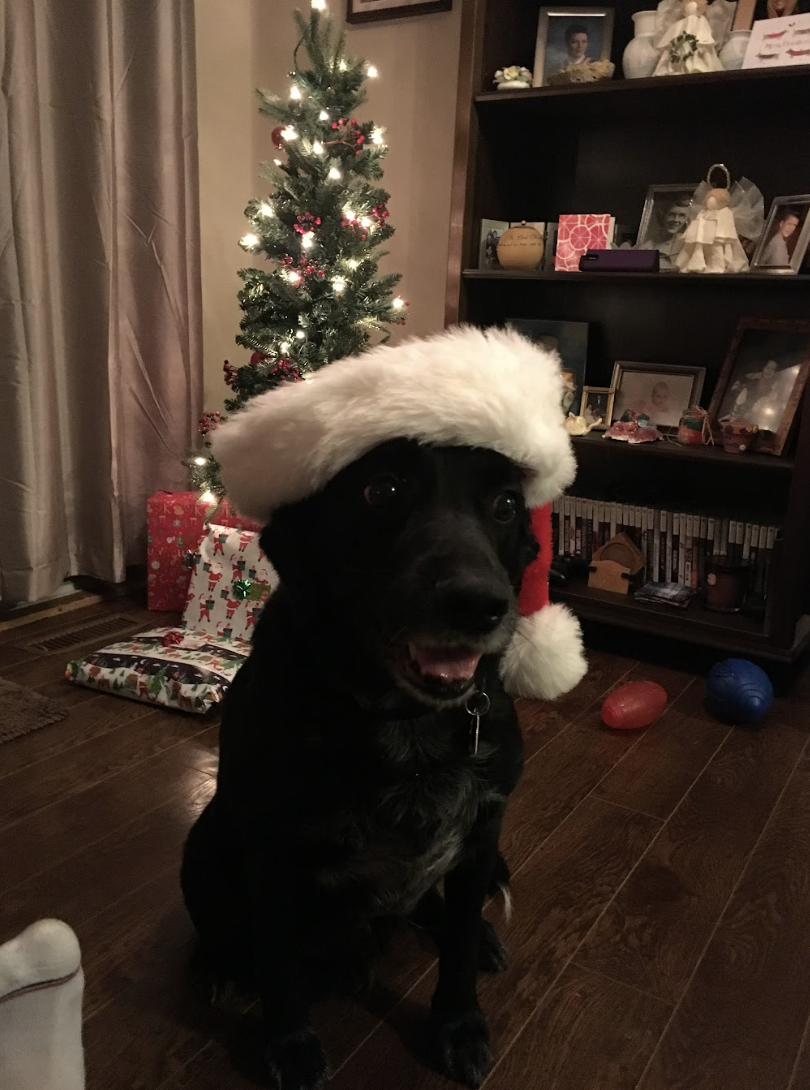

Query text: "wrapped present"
[183, 524, 279, 641]
[146, 491, 261, 611]
[66, 627, 251, 714]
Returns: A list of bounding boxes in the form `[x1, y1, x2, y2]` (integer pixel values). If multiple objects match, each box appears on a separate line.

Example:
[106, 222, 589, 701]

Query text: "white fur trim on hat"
[500, 603, 587, 700]
[213, 325, 576, 523]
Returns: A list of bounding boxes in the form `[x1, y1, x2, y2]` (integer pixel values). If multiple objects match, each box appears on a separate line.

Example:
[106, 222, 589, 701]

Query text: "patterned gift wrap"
[146, 491, 261, 611]
[66, 627, 251, 714]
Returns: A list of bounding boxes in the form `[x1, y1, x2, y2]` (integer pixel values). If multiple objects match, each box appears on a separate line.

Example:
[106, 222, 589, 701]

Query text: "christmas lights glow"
[200, 490, 216, 504]
[371, 127, 385, 145]
[290, 85, 302, 100]
[259, 202, 274, 217]
[281, 126, 298, 141]
[346, 258, 359, 269]
[285, 270, 301, 284]
[319, 109, 330, 121]
[302, 232, 315, 250]
[328, 166, 341, 180]
[332, 276, 347, 293]
[338, 59, 348, 71]
[313, 140, 325, 155]
[393, 297, 405, 309]
[274, 158, 283, 166]
[194, 456, 208, 466]
[240, 233, 260, 249]
[360, 217, 372, 228]
[281, 341, 291, 354]
[367, 65, 379, 78]
[343, 207, 356, 221]
[296, 330, 306, 339]
[311, 0, 327, 9]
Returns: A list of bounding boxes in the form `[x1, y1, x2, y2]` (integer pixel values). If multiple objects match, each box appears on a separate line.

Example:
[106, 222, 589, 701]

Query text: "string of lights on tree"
[188, 0, 408, 501]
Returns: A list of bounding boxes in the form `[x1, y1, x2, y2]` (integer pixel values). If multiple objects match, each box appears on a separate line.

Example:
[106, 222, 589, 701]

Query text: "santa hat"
[213, 325, 587, 700]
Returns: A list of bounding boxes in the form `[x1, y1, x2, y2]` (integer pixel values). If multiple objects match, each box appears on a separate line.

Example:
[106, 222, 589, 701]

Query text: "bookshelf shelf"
[570, 433, 795, 472]
[553, 581, 810, 664]
[447, 0, 810, 670]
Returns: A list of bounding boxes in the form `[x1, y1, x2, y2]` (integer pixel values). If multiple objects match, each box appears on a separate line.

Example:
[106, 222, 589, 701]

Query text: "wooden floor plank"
[320, 797, 660, 1090]
[0, 708, 213, 830]
[502, 662, 690, 877]
[1, 738, 218, 893]
[485, 963, 672, 1090]
[591, 680, 730, 820]
[638, 757, 810, 1090]
[576, 719, 808, 1005]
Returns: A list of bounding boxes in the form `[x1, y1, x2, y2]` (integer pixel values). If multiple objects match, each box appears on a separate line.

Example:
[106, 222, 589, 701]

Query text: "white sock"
[0, 919, 85, 1090]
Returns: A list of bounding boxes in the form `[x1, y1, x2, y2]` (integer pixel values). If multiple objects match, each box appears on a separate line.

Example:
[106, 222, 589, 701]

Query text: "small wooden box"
[588, 533, 646, 596]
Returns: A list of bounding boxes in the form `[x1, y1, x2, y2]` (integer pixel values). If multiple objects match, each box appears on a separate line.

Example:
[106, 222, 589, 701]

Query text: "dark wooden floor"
[2, 598, 810, 1090]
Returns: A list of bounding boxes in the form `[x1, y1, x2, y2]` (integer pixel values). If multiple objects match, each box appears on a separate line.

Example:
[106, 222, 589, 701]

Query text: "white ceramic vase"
[622, 10, 660, 79]
[719, 30, 751, 70]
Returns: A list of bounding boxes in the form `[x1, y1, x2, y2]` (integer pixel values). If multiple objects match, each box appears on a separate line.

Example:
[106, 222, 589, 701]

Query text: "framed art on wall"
[533, 7, 615, 87]
[708, 318, 810, 455]
[610, 362, 706, 430]
[347, 0, 451, 22]
[750, 195, 810, 274]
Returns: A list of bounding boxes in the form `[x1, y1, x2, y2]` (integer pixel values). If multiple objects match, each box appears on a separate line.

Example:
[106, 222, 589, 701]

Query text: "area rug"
[0, 678, 68, 744]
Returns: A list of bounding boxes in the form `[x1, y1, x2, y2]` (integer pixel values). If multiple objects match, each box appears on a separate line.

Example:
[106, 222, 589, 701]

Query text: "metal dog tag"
[465, 691, 490, 756]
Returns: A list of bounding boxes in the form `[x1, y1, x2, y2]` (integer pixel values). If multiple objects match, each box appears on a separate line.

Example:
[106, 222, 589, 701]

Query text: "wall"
[196, 0, 462, 410]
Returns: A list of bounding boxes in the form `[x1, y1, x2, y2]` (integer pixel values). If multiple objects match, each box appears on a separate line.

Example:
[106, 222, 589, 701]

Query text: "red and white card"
[555, 214, 615, 273]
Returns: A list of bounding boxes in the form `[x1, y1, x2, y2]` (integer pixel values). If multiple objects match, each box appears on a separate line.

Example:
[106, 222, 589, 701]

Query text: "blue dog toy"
[706, 658, 774, 724]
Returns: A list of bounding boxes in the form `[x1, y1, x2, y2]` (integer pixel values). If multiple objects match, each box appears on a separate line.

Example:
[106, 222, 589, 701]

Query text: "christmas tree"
[191, 1, 407, 498]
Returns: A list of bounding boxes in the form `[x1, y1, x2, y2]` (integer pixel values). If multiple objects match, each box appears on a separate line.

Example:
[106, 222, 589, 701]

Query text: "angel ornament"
[676, 165, 750, 274]
[653, 0, 724, 75]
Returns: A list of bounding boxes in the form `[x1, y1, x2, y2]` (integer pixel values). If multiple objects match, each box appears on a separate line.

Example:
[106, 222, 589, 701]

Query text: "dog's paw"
[478, 919, 508, 973]
[265, 1029, 331, 1090]
[432, 1009, 494, 1089]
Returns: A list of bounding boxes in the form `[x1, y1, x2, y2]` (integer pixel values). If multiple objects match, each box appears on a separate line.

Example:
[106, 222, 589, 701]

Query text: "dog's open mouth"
[400, 641, 483, 700]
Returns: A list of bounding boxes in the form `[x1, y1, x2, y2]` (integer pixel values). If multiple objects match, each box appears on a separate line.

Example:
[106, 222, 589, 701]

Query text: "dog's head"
[260, 438, 538, 708]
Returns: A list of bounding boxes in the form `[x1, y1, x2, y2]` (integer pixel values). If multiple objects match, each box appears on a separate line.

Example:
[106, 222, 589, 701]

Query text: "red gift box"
[146, 491, 261, 610]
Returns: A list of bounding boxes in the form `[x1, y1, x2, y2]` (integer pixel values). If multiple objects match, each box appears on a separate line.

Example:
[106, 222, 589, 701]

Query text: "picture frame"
[478, 219, 509, 269]
[346, 0, 451, 23]
[610, 362, 706, 430]
[636, 183, 698, 272]
[750, 195, 810, 274]
[707, 318, 810, 456]
[580, 386, 615, 430]
[532, 7, 615, 88]
[507, 318, 589, 414]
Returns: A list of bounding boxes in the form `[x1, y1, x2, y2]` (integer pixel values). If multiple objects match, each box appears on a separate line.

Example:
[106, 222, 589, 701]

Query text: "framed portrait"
[532, 8, 615, 88]
[478, 219, 509, 269]
[508, 318, 589, 414]
[750, 195, 810, 274]
[347, 0, 451, 22]
[708, 319, 810, 455]
[581, 386, 615, 430]
[636, 183, 698, 272]
[610, 362, 706, 430]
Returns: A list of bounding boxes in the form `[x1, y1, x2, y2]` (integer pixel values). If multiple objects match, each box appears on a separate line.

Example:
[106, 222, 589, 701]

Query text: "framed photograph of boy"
[708, 319, 810, 455]
[532, 8, 615, 87]
[610, 362, 706, 430]
[636, 183, 698, 272]
[347, 0, 451, 23]
[581, 386, 615, 430]
[507, 318, 589, 414]
[750, 195, 810, 274]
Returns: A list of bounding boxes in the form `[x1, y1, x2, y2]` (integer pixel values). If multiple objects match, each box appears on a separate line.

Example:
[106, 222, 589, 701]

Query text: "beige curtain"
[0, 0, 202, 603]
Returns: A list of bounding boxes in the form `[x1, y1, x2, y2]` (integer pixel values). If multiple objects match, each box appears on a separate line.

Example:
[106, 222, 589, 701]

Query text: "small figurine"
[564, 412, 601, 435]
[653, 0, 724, 74]
[675, 164, 749, 273]
[493, 66, 533, 90]
[604, 410, 663, 444]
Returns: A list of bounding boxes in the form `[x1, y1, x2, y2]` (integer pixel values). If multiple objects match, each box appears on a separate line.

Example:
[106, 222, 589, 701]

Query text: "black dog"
[181, 437, 538, 1089]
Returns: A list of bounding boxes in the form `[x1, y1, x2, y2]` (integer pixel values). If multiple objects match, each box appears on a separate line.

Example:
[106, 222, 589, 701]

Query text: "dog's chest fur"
[308, 726, 502, 917]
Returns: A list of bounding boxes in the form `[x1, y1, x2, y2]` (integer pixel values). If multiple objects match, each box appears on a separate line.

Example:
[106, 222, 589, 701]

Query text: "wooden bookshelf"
[446, 0, 810, 667]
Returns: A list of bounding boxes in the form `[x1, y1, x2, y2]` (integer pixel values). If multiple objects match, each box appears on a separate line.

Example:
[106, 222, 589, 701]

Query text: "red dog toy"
[601, 680, 667, 730]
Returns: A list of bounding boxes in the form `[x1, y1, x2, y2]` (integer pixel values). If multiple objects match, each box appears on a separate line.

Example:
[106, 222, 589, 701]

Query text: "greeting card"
[555, 214, 615, 273]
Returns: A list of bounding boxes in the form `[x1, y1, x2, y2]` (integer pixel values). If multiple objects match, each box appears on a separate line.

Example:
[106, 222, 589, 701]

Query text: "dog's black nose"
[434, 577, 509, 635]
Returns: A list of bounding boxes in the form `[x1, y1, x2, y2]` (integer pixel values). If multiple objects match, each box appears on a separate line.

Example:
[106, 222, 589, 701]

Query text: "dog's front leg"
[245, 854, 329, 1090]
[430, 816, 501, 1089]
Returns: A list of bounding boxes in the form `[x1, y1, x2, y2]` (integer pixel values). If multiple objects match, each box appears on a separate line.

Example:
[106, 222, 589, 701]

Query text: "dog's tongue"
[410, 644, 482, 682]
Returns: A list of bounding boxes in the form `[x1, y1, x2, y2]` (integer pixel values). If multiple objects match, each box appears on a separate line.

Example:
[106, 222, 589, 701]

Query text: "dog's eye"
[363, 475, 402, 509]
[492, 491, 518, 524]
